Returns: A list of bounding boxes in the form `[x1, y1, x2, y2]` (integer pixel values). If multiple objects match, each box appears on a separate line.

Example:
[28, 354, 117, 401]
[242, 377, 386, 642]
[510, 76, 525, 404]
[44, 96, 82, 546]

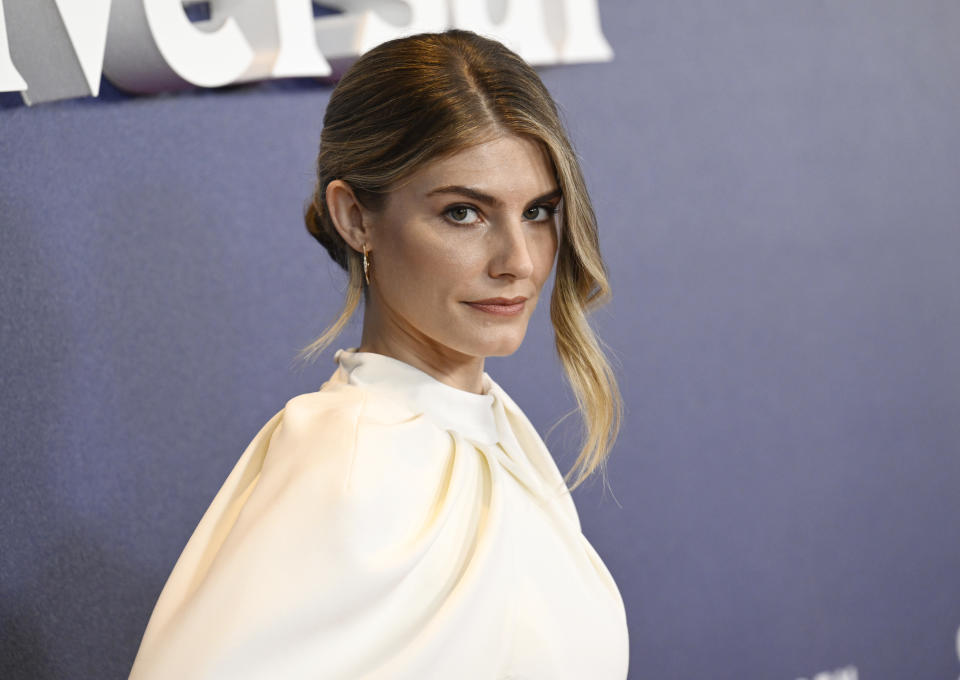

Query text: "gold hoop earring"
[362, 243, 370, 286]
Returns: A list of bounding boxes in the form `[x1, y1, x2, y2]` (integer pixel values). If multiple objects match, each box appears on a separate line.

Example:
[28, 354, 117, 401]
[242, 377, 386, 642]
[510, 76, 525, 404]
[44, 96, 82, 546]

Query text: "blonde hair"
[302, 30, 621, 491]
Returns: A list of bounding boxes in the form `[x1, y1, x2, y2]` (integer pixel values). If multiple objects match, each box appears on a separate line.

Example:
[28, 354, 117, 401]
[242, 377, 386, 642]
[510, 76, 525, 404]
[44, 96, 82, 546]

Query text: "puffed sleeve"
[129, 384, 515, 680]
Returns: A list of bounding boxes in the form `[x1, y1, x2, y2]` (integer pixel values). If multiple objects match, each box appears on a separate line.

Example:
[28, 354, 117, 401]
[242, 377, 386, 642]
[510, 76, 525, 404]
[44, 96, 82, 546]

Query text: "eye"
[523, 204, 557, 222]
[445, 205, 480, 225]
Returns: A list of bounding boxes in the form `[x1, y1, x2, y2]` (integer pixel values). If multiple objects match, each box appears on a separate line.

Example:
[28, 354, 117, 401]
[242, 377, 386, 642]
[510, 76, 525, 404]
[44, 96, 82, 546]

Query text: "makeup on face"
[359, 135, 561, 374]
[463, 297, 528, 316]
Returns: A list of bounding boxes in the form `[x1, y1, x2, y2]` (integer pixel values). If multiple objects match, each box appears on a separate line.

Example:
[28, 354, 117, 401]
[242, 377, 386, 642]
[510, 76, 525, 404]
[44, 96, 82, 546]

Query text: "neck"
[358, 304, 487, 395]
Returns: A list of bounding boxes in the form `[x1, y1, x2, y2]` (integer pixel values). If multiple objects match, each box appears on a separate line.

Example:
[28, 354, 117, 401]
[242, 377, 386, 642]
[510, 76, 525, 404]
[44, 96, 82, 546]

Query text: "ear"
[325, 179, 373, 253]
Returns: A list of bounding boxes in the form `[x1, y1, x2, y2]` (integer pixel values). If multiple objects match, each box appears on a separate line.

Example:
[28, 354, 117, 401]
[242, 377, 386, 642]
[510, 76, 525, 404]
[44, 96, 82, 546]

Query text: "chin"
[465, 330, 528, 359]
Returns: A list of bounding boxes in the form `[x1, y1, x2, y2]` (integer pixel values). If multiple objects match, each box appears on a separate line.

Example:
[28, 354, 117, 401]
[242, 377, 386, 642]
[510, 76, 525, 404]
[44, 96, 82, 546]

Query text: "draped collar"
[332, 348, 576, 518]
[333, 348, 500, 445]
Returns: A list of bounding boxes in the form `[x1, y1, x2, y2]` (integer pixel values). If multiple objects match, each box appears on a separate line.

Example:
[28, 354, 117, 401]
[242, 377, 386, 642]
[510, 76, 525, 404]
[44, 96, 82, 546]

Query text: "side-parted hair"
[302, 29, 621, 491]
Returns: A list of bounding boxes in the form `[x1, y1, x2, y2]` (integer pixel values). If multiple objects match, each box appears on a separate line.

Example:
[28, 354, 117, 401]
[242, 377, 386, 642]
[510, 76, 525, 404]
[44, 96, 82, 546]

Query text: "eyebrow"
[426, 185, 562, 207]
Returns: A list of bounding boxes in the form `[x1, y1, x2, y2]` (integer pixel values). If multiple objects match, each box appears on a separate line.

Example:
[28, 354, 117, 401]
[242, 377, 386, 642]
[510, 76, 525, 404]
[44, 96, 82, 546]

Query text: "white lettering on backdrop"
[547, 0, 613, 63]
[0, 0, 613, 105]
[314, 0, 447, 73]
[796, 666, 857, 680]
[0, 0, 26, 92]
[103, 0, 255, 92]
[449, 0, 557, 66]
[1, 0, 111, 104]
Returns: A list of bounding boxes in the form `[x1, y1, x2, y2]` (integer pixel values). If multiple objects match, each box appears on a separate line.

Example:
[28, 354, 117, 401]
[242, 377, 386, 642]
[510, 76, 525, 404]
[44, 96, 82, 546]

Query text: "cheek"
[379, 225, 477, 299]
[532, 230, 559, 284]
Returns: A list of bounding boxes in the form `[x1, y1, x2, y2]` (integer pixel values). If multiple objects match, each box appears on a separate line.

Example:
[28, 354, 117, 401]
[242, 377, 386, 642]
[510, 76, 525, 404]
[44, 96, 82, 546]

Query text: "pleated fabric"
[129, 349, 628, 680]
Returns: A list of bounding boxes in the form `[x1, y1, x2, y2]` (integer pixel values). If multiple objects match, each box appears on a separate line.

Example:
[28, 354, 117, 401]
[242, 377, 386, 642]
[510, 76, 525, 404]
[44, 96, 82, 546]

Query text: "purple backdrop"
[2, 2, 959, 678]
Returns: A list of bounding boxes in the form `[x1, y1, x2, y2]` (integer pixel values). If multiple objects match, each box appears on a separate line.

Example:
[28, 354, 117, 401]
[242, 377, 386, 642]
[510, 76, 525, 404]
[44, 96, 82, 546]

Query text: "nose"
[489, 219, 535, 280]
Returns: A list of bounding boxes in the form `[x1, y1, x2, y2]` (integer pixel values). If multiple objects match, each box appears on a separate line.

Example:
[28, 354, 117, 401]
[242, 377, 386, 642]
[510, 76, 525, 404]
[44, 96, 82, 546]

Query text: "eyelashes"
[444, 203, 560, 226]
[446, 205, 479, 224]
[522, 204, 561, 222]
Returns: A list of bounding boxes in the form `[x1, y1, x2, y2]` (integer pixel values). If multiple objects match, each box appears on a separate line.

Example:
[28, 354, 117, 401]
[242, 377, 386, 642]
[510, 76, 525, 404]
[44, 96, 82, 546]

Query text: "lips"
[464, 296, 528, 316]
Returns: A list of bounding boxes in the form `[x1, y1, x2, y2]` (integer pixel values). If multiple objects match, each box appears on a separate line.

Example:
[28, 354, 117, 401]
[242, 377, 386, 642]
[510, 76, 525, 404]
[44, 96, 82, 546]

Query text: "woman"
[129, 30, 628, 679]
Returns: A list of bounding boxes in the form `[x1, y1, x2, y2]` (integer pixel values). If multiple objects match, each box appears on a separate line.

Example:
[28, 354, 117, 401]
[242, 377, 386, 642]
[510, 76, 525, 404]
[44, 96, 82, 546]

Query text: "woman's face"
[364, 134, 561, 365]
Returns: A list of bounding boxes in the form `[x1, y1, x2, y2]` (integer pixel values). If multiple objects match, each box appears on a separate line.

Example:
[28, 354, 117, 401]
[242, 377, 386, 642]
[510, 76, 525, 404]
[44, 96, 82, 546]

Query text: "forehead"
[402, 135, 557, 198]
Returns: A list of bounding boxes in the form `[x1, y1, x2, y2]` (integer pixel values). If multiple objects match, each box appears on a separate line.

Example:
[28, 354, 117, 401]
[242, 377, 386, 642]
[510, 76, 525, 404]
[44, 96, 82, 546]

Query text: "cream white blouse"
[129, 349, 629, 679]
